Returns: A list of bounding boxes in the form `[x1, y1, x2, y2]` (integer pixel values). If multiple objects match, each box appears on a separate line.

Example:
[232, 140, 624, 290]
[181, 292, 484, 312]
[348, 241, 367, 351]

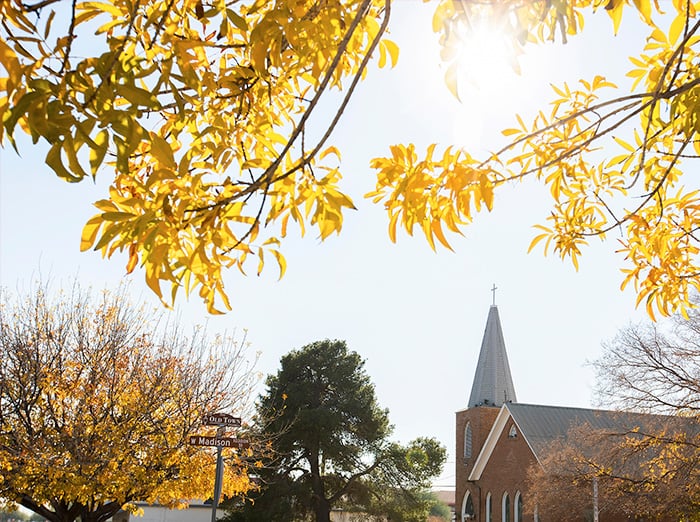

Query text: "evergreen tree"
[225, 339, 445, 522]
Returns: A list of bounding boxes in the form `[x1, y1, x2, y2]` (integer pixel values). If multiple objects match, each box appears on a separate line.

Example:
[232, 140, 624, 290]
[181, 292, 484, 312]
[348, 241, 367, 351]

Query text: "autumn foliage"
[526, 420, 700, 521]
[527, 307, 700, 521]
[370, 0, 700, 320]
[0, 282, 257, 522]
[1, 0, 699, 317]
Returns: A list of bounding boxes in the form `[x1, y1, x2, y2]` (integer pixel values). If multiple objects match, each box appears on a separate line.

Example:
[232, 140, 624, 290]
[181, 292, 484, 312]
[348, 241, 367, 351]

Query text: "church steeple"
[468, 304, 517, 408]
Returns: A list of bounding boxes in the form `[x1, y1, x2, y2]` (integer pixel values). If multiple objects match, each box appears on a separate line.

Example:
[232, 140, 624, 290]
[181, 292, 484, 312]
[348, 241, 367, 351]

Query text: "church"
[455, 304, 693, 522]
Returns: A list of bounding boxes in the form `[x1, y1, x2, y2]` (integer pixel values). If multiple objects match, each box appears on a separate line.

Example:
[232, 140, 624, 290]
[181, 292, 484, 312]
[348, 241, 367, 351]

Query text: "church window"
[514, 491, 523, 522]
[508, 424, 518, 438]
[462, 491, 475, 521]
[464, 422, 473, 459]
[486, 492, 492, 522]
[502, 492, 511, 522]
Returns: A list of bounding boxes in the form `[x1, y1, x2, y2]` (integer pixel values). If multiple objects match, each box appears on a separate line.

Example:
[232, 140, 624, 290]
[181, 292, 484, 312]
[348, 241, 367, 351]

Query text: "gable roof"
[468, 305, 517, 408]
[507, 403, 662, 460]
[468, 402, 697, 481]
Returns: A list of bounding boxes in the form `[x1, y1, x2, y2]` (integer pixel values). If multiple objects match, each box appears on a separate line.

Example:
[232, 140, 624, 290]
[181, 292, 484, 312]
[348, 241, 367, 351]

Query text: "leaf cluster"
[370, 0, 700, 320]
[5, 0, 698, 320]
[0, 0, 396, 313]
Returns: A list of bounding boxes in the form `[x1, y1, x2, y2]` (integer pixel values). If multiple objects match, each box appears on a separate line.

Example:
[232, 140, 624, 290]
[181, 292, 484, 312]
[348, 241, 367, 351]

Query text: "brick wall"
[455, 406, 500, 522]
[476, 416, 537, 522]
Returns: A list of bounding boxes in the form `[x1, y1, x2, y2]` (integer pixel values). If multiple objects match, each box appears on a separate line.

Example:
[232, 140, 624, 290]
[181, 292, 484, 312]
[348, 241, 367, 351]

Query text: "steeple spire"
[468, 304, 517, 408]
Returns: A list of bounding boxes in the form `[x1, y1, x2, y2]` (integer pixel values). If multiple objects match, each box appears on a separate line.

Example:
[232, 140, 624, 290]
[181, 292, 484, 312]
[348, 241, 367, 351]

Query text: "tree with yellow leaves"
[526, 418, 700, 521]
[526, 306, 700, 521]
[0, 281, 257, 522]
[1, 0, 698, 318]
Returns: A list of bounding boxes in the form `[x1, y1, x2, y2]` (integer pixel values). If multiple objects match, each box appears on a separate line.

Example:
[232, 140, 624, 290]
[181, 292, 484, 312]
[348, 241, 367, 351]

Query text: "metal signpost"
[188, 413, 249, 522]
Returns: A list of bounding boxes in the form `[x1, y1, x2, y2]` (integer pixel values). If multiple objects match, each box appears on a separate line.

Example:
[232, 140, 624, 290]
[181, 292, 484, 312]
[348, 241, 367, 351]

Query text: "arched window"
[462, 491, 475, 521]
[464, 422, 473, 459]
[514, 491, 523, 522]
[485, 492, 492, 522]
[502, 492, 511, 522]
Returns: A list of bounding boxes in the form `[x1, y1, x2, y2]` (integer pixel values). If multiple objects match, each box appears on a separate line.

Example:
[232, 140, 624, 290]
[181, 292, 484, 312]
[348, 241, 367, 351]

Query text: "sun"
[438, 8, 543, 151]
[455, 16, 519, 92]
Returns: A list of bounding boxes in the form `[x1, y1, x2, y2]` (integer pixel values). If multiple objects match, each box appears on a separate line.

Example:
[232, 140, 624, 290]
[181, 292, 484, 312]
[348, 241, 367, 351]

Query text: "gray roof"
[468, 305, 517, 408]
[468, 402, 699, 481]
[506, 403, 694, 460]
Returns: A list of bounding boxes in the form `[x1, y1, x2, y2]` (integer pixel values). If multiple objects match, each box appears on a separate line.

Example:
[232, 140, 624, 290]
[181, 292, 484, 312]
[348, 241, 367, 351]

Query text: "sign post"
[187, 413, 249, 522]
[211, 427, 224, 522]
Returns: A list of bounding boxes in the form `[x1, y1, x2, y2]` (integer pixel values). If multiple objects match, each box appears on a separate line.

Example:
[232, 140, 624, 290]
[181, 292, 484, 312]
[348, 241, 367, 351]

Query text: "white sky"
[0, 1, 654, 489]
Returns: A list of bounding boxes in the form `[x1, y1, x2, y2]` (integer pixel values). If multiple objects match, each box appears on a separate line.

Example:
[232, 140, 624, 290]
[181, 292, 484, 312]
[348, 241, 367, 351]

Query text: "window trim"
[502, 492, 511, 522]
[462, 490, 475, 521]
[485, 492, 492, 522]
[464, 421, 473, 459]
[514, 491, 522, 522]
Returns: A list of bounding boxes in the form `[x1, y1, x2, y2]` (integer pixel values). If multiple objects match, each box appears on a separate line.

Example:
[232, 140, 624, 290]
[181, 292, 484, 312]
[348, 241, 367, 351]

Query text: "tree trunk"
[312, 495, 332, 522]
[308, 446, 332, 522]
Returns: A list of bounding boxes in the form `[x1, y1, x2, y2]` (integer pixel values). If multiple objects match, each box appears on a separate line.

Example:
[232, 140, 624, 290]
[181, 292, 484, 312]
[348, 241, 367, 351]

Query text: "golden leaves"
[367, 144, 498, 251]
[2, 0, 391, 312]
[4, 0, 700, 321]
[0, 283, 257, 514]
[371, 0, 700, 321]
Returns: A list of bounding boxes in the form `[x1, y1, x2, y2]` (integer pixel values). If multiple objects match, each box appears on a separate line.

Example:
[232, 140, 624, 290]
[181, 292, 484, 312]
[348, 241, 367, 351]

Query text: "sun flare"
[436, 8, 543, 150]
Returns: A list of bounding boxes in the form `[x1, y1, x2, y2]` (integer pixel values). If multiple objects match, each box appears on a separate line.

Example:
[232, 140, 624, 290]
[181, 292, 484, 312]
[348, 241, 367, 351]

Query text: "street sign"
[188, 435, 250, 449]
[202, 413, 242, 427]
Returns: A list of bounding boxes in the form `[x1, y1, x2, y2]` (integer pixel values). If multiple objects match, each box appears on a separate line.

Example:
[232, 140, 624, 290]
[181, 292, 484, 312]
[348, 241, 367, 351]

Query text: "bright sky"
[0, 1, 652, 490]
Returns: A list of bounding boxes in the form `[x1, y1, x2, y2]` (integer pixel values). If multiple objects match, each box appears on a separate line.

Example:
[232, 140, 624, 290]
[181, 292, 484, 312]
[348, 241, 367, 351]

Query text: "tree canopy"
[224, 339, 446, 522]
[0, 281, 257, 522]
[527, 308, 700, 520]
[1, 0, 698, 318]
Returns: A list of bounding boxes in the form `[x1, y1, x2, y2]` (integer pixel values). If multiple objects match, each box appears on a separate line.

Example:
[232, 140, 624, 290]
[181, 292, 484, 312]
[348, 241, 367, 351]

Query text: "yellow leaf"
[80, 215, 103, 251]
[632, 0, 652, 24]
[378, 40, 387, 69]
[319, 146, 342, 162]
[270, 249, 286, 280]
[388, 211, 400, 243]
[126, 244, 138, 274]
[46, 141, 82, 182]
[119, 84, 160, 109]
[256, 247, 264, 276]
[382, 39, 399, 68]
[102, 211, 135, 222]
[444, 62, 460, 102]
[150, 132, 177, 170]
[0, 39, 20, 86]
[605, 0, 624, 34]
[528, 226, 553, 254]
[431, 220, 454, 251]
[669, 14, 685, 45]
[89, 129, 109, 176]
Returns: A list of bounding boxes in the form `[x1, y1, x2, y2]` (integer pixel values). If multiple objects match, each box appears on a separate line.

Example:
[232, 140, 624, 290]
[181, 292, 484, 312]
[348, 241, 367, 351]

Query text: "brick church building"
[455, 304, 694, 522]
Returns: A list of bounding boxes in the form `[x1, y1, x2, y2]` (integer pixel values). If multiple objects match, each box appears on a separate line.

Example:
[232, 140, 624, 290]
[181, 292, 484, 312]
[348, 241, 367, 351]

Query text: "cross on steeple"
[491, 284, 497, 306]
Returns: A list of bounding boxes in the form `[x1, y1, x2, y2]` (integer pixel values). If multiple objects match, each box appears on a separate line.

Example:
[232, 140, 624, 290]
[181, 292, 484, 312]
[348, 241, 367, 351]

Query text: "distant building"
[455, 304, 694, 522]
[112, 501, 222, 522]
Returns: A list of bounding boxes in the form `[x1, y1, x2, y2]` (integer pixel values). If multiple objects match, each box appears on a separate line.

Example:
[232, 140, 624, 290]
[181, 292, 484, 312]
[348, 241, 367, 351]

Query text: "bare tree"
[528, 310, 700, 521]
[593, 309, 700, 414]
